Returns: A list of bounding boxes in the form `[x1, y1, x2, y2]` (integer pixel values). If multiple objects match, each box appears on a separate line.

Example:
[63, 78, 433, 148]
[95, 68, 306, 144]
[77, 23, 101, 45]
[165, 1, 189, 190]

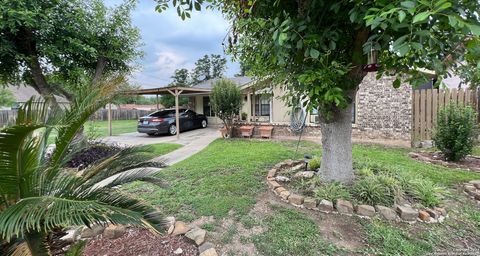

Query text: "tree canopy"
[155, 0, 480, 182]
[0, 0, 141, 102]
[191, 54, 227, 84]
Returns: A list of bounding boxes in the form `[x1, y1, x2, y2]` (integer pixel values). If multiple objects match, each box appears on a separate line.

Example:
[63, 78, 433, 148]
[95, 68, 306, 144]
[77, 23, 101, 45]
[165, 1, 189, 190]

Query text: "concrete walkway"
[95, 128, 219, 187]
[103, 127, 220, 165]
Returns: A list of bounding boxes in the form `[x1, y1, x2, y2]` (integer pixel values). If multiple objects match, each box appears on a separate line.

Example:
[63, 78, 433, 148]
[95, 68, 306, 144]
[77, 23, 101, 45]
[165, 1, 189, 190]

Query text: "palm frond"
[94, 168, 163, 189]
[0, 125, 44, 204]
[0, 194, 164, 242]
[80, 146, 164, 186]
[49, 77, 125, 169]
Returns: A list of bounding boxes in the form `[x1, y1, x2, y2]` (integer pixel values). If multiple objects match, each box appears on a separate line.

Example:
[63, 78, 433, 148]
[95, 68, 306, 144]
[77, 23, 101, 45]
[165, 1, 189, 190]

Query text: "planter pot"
[239, 125, 255, 138]
[258, 126, 274, 139]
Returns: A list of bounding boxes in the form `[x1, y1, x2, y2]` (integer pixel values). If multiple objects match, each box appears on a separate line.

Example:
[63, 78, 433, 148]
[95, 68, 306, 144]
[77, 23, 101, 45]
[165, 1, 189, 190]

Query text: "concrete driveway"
[102, 127, 220, 165]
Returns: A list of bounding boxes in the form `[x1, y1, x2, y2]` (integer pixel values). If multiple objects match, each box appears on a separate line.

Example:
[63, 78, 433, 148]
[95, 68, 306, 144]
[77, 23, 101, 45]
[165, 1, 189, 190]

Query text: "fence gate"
[412, 88, 480, 143]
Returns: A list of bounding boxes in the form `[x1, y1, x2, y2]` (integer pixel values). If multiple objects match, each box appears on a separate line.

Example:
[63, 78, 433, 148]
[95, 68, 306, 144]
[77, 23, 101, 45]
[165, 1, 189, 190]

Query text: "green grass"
[140, 143, 182, 156]
[353, 145, 480, 186]
[125, 139, 480, 254]
[127, 140, 480, 221]
[128, 139, 303, 219]
[48, 120, 137, 144]
[84, 119, 138, 137]
[473, 147, 480, 156]
[363, 220, 434, 255]
[251, 205, 339, 256]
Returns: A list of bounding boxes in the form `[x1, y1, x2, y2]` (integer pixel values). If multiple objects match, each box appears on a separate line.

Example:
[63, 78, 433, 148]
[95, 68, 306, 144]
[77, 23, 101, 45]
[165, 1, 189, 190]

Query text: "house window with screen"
[203, 96, 213, 116]
[253, 95, 270, 116]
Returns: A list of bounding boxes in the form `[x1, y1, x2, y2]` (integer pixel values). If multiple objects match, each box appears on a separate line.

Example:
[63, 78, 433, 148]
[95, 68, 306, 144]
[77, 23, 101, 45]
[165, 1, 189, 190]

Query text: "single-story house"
[2, 85, 69, 110]
[118, 104, 161, 111]
[187, 74, 478, 143]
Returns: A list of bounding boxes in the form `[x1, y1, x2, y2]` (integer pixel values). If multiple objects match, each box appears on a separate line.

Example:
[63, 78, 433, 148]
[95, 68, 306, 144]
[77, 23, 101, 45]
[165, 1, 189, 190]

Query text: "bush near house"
[210, 79, 243, 138]
[433, 104, 478, 161]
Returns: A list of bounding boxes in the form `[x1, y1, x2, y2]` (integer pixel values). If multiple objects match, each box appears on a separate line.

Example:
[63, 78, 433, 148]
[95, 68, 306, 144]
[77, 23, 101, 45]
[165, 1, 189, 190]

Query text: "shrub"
[309, 157, 321, 171]
[405, 178, 444, 207]
[352, 174, 402, 206]
[357, 167, 374, 177]
[314, 182, 351, 202]
[433, 104, 478, 161]
[210, 79, 243, 138]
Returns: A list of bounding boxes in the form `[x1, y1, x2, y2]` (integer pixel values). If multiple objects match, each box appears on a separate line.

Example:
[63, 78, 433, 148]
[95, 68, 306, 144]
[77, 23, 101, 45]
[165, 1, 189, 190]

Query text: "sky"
[106, 0, 240, 89]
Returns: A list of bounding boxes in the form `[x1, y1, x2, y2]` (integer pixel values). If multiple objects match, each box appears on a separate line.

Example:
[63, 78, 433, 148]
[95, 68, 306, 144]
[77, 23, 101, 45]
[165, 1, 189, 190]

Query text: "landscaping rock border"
[409, 152, 480, 173]
[463, 180, 480, 203]
[61, 217, 218, 256]
[267, 159, 448, 224]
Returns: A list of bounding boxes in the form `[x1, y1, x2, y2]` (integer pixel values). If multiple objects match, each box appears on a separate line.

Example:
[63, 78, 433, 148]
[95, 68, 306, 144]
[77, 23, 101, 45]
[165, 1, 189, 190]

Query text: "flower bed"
[60, 217, 218, 256]
[266, 160, 448, 224]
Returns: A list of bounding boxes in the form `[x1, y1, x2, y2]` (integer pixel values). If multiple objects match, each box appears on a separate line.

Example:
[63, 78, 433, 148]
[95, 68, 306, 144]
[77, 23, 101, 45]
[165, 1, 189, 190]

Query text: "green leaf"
[398, 10, 406, 23]
[392, 35, 408, 50]
[393, 78, 401, 88]
[397, 44, 410, 56]
[413, 11, 430, 23]
[401, 1, 416, 9]
[194, 2, 201, 11]
[435, 1, 452, 12]
[278, 33, 288, 45]
[467, 24, 480, 36]
[296, 40, 303, 49]
[310, 48, 320, 59]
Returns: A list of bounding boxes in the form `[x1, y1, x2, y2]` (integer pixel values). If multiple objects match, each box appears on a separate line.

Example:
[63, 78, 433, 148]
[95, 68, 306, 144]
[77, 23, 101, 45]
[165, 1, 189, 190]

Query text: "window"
[253, 95, 270, 116]
[203, 96, 213, 116]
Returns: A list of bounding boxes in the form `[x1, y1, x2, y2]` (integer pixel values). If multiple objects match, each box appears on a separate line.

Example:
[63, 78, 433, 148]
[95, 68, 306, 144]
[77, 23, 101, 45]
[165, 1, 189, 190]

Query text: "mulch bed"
[65, 144, 121, 170]
[409, 152, 480, 172]
[83, 228, 199, 256]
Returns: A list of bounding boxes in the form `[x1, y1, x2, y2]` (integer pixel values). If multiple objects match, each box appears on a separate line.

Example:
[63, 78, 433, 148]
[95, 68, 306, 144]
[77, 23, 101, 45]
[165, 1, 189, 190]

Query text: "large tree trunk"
[319, 102, 355, 183]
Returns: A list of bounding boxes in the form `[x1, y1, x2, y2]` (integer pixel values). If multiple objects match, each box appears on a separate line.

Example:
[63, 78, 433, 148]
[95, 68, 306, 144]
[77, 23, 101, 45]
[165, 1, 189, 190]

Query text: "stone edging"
[409, 152, 480, 173]
[463, 180, 480, 203]
[61, 217, 218, 256]
[267, 159, 448, 224]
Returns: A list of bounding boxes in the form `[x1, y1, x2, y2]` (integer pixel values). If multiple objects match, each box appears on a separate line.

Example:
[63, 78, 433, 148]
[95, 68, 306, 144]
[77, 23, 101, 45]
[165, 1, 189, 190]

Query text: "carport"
[108, 86, 211, 139]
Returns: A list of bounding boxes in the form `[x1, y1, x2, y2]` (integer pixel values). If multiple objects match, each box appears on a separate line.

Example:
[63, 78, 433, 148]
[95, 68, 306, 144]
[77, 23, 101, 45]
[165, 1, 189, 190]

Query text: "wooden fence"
[412, 88, 480, 142]
[0, 109, 153, 126]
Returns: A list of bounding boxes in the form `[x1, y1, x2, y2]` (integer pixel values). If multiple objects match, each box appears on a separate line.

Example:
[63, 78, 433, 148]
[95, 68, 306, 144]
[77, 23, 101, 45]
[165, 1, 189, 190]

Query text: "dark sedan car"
[137, 109, 208, 136]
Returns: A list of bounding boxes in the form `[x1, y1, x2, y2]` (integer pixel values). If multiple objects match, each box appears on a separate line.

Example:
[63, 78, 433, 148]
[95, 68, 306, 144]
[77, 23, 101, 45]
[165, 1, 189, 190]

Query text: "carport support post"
[108, 103, 112, 136]
[167, 88, 183, 140]
[156, 93, 159, 110]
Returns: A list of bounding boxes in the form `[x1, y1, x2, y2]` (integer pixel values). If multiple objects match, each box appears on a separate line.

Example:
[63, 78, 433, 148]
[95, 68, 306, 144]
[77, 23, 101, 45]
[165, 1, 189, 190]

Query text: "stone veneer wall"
[231, 73, 413, 142]
[353, 73, 412, 141]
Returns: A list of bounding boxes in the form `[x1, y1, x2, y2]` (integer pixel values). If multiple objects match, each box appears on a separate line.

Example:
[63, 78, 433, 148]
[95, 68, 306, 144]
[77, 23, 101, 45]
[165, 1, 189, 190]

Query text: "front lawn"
[126, 139, 480, 255]
[47, 120, 137, 144]
[473, 146, 480, 157]
[140, 142, 182, 156]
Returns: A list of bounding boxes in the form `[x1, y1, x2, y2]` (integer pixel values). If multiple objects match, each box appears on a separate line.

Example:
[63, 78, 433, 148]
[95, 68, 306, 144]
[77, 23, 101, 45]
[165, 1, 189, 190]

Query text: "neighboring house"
[118, 104, 160, 111]
[3, 85, 69, 109]
[187, 74, 477, 142]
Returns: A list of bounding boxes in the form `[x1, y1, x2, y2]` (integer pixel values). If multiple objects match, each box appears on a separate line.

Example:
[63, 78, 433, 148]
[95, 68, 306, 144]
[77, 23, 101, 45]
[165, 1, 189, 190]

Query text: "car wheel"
[201, 120, 207, 128]
[168, 124, 177, 135]
[147, 133, 156, 136]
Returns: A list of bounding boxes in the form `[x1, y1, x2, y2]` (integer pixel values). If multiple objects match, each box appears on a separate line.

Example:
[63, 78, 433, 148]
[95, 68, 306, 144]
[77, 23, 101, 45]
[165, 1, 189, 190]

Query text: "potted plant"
[258, 125, 274, 138]
[239, 125, 255, 138]
[241, 112, 248, 121]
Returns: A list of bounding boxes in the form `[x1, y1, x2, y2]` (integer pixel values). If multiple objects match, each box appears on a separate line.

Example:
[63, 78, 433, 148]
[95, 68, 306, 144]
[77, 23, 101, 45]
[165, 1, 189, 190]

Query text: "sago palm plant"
[0, 78, 166, 255]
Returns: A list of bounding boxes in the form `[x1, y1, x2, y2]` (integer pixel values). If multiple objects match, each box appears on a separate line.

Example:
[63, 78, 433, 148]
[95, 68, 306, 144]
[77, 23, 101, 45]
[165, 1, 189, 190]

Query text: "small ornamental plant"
[210, 79, 243, 138]
[433, 104, 478, 161]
